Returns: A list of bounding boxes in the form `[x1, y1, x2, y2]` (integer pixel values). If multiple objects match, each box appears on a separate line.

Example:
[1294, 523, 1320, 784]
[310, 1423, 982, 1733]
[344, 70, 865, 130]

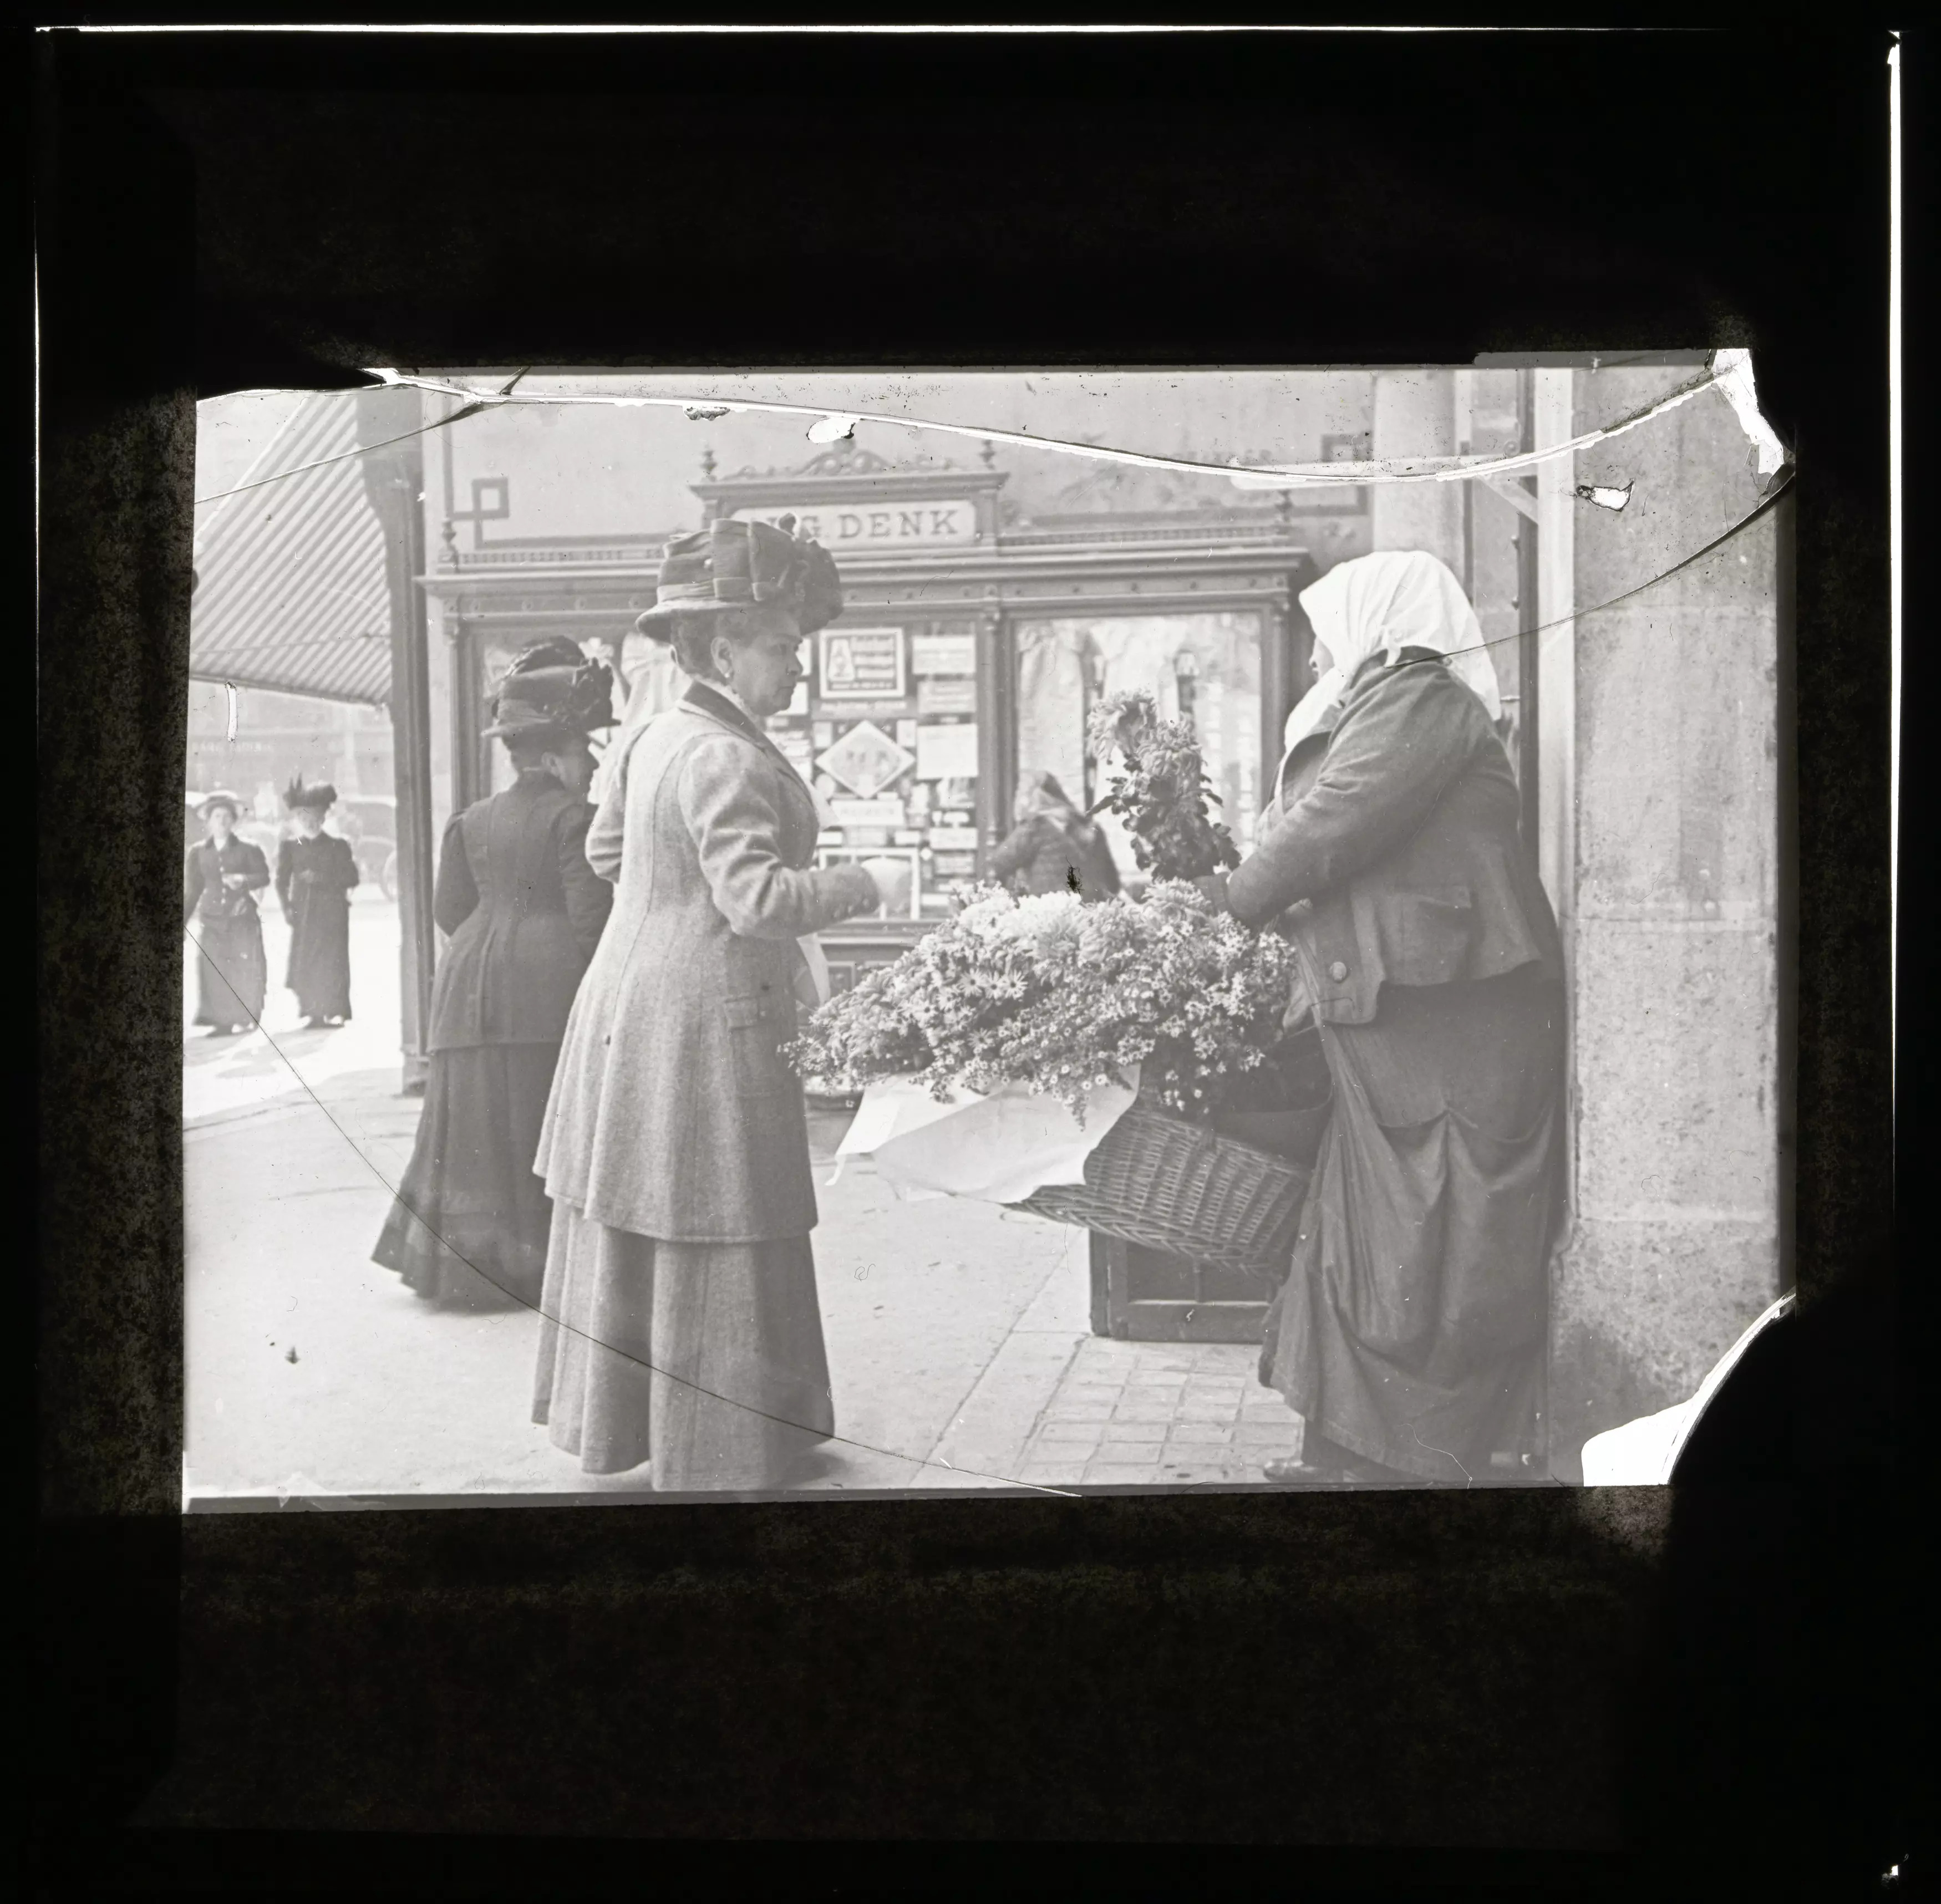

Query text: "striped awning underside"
[190, 394, 393, 706]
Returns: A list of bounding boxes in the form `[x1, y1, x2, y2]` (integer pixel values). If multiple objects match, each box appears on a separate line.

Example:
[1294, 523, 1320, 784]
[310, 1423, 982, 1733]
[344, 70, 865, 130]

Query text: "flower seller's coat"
[1228, 648, 1562, 1024]
[1224, 646, 1567, 1484]
[534, 683, 878, 1244]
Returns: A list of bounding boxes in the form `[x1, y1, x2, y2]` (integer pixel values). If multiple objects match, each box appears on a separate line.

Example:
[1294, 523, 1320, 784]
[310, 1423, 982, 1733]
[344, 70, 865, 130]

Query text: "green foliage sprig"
[1083, 690, 1240, 884]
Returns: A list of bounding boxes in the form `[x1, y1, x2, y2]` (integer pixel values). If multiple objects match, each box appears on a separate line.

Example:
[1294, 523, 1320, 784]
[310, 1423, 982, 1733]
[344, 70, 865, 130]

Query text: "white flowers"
[785, 880, 1298, 1123]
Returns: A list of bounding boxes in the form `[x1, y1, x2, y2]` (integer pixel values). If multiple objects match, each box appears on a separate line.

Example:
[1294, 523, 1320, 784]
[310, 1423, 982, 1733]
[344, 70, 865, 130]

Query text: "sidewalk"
[184, 1011, 1305, 1504]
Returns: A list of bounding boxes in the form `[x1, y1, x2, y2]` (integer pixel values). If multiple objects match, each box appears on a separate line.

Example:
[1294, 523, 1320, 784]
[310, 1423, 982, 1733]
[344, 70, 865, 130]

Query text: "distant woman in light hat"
[276, 775, 360, 1029]
[374, 640, 617, 1312]
[531, 516, 897, 1489]
[183, 790, 271, 1037]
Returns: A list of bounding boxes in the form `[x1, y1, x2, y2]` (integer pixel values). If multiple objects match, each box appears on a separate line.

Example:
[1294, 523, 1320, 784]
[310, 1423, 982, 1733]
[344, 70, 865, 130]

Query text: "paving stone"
[1111, 1403, 1176, 1424]
[1100, 1419, 1169, 1444]
[1035, 1422, 1104, 1447]
[1041, 1401, 1114, 1423]
[1169, 1423, 1235, 1445]
[1084, 1461, 1166, 1484]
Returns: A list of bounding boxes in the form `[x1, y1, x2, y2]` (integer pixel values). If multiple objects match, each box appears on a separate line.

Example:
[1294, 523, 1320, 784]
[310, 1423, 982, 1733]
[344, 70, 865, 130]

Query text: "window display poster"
[917, 677, 978, 716]
[819, 626, 906, 701]
[912, 632, 975, 676]
[916, 721, 979, 781]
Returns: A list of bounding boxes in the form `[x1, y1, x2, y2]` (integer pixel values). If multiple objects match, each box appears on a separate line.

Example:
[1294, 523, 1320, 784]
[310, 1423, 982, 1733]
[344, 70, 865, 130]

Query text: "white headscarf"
[1282, 550, 1503, 756]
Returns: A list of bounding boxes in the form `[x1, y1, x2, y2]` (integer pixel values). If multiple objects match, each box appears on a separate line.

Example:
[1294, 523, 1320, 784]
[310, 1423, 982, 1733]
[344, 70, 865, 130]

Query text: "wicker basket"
[1008, 1103, 1315, 1277]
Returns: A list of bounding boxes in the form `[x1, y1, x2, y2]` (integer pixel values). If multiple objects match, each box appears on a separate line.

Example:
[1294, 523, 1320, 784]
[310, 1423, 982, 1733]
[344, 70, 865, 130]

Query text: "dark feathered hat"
[633, 515, 842, 640]
[282, 775, 338, 812]
[482, 639, 618, 741]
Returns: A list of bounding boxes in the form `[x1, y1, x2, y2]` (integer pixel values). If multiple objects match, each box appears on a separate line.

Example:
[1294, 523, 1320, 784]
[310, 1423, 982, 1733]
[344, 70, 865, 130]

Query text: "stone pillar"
[1546, 364, 1784, 1480]
[1369, 370, 1465, 571]
[357, 384, 435, 1094]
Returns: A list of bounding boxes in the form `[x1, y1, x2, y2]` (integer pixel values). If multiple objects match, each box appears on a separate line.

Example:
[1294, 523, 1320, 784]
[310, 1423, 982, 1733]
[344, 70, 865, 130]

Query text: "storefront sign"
[916, 721, 979, 781]
[740, 502, 978, 550]
[830, 797, 907, 829]
[819, 626, 907, 701]
[816, 719, 915, 799]
[912, 632, 977, 676]
[917, 678, 979, 716]
[927, 824, 980, 852]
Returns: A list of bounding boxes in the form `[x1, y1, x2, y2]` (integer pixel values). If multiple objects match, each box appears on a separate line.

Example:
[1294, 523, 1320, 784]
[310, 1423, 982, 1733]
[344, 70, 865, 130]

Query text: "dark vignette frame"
[32, 24, 1914, 1895]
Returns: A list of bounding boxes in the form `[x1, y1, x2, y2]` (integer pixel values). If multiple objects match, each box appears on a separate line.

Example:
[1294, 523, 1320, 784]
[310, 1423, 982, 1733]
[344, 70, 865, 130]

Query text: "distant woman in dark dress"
[1212, 551, 1567, 1487]
[276, 776, 360, 1027]
[373, 642, 617, 1311]
[988, 771, 1121, 902]
[183, 790, 270, 1037]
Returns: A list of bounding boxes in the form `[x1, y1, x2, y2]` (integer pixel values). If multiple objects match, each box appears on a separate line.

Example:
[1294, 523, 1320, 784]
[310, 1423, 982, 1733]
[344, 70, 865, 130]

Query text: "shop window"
[773, 618, 985, 922]
[1014, 612, 1265, 887]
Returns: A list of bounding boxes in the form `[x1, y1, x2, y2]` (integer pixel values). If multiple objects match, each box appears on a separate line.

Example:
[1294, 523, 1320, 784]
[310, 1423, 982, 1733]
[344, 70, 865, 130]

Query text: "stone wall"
[1548, 365, 1784, 1479]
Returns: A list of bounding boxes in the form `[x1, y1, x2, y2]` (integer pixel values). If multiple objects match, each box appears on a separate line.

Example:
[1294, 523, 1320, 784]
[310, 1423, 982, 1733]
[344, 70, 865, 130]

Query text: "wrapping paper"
[831, 1066, 1140, 1205]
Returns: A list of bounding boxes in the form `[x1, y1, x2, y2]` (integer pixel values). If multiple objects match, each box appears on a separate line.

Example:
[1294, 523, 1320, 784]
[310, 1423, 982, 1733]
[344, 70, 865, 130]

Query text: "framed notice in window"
[818, 625, 907, 701]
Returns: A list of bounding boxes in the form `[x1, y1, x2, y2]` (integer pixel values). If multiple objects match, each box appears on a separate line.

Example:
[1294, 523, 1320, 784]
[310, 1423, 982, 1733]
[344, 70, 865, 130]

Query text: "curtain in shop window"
[1015, 623, 1093, 808]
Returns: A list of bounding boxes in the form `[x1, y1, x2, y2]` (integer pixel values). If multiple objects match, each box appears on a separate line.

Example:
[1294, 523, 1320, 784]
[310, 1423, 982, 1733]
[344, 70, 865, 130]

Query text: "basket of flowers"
[784, 879, 1326, 1274]
[785, 689, 1335, 1276]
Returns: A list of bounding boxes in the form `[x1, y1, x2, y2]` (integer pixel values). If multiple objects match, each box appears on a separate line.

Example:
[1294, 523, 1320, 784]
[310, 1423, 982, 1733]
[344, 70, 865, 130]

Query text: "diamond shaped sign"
[815, 720, 914, 800]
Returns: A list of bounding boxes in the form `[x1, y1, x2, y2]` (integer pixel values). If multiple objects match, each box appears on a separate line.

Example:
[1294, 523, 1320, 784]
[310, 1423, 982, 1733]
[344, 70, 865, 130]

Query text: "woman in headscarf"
[183, 790, 271, 1037]
[1208, 550, 1567, 1486]
[988, 770, 1122, 902]
[276, 776, 360, 1028]
[373, 640, 617, 1312]
[531, 518, 896, 1490]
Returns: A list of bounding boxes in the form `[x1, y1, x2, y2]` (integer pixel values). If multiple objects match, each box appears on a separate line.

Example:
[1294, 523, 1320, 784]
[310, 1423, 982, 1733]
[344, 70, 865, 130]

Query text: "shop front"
[421, 446, 1332, 1341]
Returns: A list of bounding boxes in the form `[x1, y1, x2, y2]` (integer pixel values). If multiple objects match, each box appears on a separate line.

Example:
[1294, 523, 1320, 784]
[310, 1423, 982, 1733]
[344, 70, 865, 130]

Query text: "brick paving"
[1009, 1335, 1305, 1488]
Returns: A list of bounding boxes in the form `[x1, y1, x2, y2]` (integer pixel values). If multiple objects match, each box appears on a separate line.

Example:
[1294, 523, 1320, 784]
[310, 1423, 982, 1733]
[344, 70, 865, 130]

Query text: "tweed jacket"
[1225, 650, 1563, 1026]
[426, 771, 612, 1052]
[535, 683, 880, 1243]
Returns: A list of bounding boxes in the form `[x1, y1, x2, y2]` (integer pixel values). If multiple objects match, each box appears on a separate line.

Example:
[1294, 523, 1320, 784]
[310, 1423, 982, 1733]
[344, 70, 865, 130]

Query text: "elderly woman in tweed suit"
[531, 517, 895, 1490]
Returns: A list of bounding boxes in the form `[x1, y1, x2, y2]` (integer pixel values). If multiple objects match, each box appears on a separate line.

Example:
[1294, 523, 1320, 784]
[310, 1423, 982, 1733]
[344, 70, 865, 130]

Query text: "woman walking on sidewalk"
[531, 518, 896, 1489]
[276, 776, 360, 1028]
[184, 790, 270, 1037]
[373, 642, 617, 1311]
[1209, 551, 1566, 1488]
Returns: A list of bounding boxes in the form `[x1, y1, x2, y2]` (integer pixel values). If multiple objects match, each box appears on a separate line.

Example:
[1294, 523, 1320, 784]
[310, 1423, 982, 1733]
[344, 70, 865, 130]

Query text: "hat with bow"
[482, 639, 619, 741]
[633, 515, 843, 639]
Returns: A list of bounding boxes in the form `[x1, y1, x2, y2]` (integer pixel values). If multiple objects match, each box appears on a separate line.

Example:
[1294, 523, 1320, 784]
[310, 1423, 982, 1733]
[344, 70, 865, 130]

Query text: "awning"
[190, 393, 393, 705]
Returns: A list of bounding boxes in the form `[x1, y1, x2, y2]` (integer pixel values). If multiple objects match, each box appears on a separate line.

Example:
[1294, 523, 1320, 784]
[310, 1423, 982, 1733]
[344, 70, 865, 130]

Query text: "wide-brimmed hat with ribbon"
[633, 514, 843, 639]
[282, 774, 338, 813]
[482, 639, 619, 741]
[197, 788, 245, 821]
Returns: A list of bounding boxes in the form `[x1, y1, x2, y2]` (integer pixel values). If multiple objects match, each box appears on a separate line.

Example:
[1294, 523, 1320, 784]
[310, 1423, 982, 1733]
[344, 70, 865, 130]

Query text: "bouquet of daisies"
[783, 880, 1298, 1123]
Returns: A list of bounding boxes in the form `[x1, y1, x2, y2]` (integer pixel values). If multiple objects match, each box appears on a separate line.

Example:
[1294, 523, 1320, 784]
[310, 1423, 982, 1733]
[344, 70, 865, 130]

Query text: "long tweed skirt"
[372, 1042, 560, 1311]
[531, 1197, 836, 1490]
[1261, 970, 1566, 1485]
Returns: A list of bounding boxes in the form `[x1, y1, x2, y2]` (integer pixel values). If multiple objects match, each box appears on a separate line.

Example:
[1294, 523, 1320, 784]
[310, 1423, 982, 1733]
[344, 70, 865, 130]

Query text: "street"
[184, 893, 1304, 1504]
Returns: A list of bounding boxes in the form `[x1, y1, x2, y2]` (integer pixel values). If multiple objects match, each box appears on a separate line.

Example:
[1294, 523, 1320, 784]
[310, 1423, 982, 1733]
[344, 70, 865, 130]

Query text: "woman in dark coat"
[988, 770, 1121, 902]
[373, 642, 617, 1311]
[275, 776, 359, 1027]
[1212, 551, 1566, 1487]
[531, 518, 893, 1488]
[183, 790, 271, 1036]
